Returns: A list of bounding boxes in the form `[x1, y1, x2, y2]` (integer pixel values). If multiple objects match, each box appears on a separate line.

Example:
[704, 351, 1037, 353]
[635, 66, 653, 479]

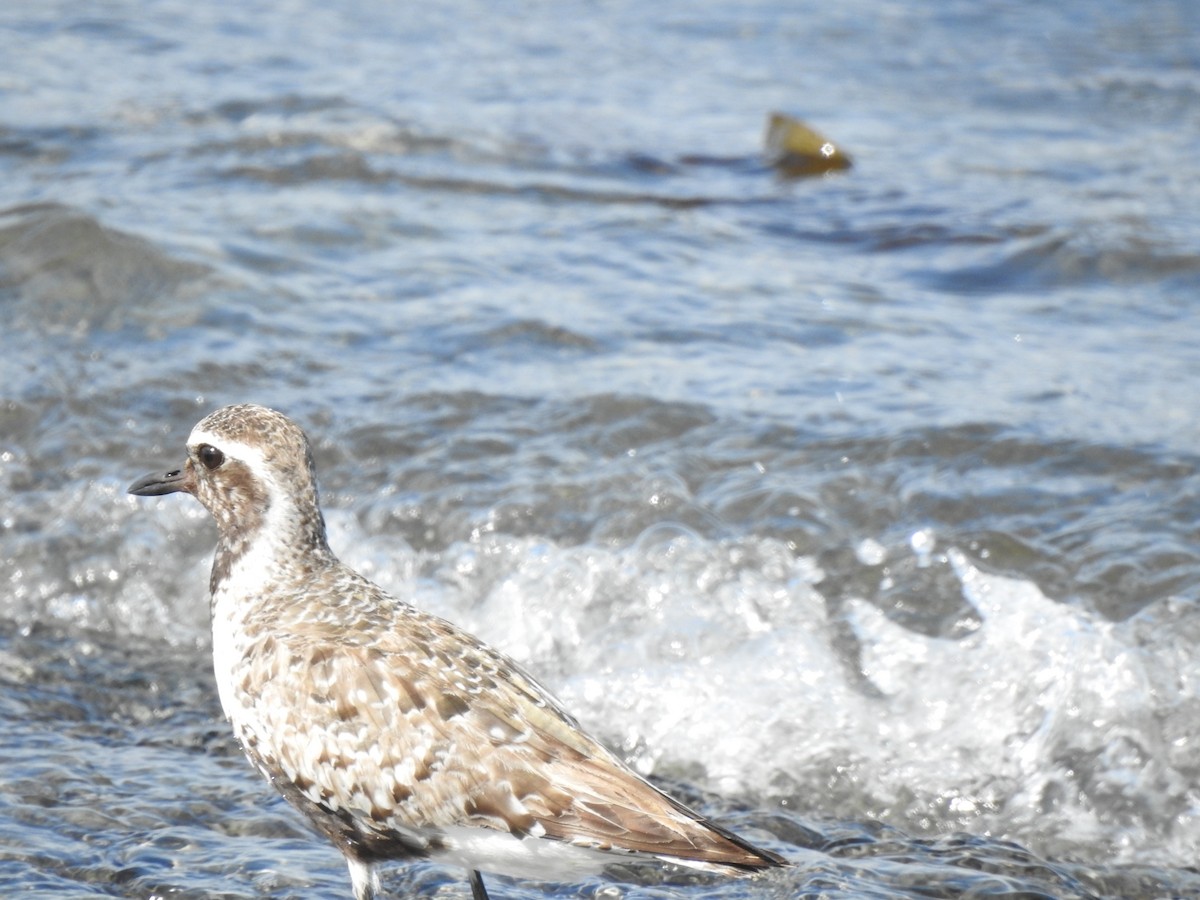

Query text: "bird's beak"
[128, 462, 193, 496]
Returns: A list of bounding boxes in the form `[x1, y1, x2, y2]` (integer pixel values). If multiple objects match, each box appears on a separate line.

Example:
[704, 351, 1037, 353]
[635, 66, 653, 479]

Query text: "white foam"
[58, 495, 1200, 866]
[345, 531, 1200, 867]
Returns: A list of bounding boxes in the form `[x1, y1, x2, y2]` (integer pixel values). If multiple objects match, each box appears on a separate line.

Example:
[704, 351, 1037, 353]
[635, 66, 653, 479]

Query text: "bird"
[128, 403, 788, 900]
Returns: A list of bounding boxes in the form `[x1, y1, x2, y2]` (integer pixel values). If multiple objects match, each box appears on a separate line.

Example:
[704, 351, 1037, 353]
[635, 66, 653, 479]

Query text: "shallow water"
[3, 0, 1200, 897]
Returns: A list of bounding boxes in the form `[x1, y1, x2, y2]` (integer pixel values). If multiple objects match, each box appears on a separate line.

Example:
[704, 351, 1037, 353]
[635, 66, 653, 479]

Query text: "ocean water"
[3, 1, 1200, 897]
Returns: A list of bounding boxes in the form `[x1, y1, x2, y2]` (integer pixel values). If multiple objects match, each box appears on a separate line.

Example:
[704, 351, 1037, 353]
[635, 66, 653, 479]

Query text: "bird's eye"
[198, 444, 225, 471]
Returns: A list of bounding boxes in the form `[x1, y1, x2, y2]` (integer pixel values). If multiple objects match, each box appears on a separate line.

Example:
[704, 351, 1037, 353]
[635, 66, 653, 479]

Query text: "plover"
[128, 404, 787, 899]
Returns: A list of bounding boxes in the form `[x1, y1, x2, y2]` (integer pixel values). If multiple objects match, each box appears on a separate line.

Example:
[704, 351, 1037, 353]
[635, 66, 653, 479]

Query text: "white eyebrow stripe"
[188, 428, 270, 472]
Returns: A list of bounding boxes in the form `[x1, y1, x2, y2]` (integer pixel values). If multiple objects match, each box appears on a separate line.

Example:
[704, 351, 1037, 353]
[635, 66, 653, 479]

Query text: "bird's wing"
[240, 591, 781, 871]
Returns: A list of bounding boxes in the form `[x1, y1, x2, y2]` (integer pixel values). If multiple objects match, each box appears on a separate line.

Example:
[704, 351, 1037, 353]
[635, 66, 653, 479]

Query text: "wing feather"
[233, 575, 782, 870]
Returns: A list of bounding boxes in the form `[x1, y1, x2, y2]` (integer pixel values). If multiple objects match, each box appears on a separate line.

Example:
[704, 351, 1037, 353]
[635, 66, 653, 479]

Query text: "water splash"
[349, 531, 1199, 868]
[8, 487, 1198, 870]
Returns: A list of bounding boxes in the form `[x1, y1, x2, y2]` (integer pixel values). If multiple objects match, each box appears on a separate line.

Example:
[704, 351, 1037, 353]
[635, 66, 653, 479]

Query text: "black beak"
[128, 465, 191, 496]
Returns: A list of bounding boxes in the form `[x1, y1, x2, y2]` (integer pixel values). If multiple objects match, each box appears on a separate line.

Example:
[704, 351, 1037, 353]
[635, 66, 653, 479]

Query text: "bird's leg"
[347, 858, 381, 900]
[469, 869, 490, 900]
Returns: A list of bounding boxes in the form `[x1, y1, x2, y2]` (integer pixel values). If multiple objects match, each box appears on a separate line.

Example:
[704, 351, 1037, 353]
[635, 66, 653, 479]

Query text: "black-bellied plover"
[128, 404, 787, 900]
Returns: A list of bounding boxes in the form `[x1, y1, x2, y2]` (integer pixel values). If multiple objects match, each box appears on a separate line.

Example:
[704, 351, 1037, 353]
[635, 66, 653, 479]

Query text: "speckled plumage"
[128, 403, 787, 899]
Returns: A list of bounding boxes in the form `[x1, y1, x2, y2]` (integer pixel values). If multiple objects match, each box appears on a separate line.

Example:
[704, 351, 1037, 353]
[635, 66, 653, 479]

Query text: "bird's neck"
[209, 501, 335, 603]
